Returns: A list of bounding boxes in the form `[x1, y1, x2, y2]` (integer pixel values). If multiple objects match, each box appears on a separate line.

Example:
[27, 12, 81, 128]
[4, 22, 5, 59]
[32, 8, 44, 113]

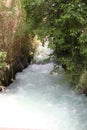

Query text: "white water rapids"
[0, 63, 87, 130]
[0, 40, 87, 130]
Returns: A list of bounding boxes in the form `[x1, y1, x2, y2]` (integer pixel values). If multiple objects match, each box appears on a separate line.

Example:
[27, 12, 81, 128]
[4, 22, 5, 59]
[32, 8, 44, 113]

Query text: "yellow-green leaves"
[0, 52, 7, 68]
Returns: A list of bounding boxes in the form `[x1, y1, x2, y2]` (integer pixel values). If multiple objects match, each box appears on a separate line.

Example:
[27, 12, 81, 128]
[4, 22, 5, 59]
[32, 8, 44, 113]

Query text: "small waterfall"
[33, 36, 53, 63]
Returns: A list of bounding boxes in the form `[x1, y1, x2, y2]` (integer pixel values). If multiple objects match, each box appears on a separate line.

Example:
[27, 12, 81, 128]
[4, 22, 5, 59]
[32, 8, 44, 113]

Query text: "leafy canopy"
[22, 0, 87, 84]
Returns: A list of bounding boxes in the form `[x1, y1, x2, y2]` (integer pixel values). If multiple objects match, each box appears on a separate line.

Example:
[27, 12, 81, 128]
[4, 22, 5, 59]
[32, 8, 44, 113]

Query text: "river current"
[0, 63, 87, 130]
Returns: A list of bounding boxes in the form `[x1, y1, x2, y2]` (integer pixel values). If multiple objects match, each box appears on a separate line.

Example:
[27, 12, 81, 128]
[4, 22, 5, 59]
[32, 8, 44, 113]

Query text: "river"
[0, 63, 87, 130]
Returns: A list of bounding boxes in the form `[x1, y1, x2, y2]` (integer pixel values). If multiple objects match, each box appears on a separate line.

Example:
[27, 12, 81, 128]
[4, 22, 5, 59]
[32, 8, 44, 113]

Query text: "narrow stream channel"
[0, 63, 87, 130]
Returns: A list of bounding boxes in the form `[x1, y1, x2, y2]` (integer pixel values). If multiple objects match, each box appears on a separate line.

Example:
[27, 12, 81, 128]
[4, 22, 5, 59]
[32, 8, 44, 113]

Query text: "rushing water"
[0, 63, 87, 130]
[33, 36, 53, 63]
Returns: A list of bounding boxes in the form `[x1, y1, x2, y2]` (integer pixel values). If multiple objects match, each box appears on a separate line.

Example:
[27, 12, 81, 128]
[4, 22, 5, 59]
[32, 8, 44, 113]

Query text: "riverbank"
[0, 0, 34, 91]
[0, 55, 32, 91]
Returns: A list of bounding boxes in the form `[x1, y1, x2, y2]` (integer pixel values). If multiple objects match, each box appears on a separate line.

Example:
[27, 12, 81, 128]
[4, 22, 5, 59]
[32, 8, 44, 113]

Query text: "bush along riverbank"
[0, 0, 34, 91]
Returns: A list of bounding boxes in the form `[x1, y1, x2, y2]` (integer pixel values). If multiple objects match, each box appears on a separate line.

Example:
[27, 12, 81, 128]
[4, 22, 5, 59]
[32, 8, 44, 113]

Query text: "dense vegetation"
[0, 0, 87, 94]
[0, 0, 33, 88]
[21, 0, 87, 93]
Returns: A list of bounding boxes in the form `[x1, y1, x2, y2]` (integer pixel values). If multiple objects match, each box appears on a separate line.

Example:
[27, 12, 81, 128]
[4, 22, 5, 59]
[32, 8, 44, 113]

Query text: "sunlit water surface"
[0, 63, 87, 130]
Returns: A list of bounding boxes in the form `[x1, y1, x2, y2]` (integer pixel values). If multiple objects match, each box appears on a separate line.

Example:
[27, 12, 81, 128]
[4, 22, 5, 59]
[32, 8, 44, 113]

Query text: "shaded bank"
[2, 56, 32, 86]
[0, 0, 33, 90]
[0, 55, 32, 90]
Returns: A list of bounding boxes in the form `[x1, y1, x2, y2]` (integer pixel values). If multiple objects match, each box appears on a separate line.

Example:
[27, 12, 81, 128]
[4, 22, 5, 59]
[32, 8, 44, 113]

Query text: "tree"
[22, 0, 87, 85]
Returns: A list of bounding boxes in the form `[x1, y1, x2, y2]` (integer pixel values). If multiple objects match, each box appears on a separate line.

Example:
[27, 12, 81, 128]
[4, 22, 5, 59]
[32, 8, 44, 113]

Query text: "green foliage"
[0, 51, 7, 85]
[80, 71, 87, 85]
[21, 0, 87, 88]
[21, 0, 49, 37]
[52, 0, 87, 84]
[77, 71, 87, 94]
[0, 52, 7, 69]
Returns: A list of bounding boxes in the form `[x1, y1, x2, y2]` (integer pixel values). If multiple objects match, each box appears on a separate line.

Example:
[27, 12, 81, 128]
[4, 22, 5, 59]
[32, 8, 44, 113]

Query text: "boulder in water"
[0, 85, 5, 92]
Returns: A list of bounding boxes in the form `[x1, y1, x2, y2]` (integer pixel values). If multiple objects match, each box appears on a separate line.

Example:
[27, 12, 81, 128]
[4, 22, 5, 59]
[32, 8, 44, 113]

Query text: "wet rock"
[0, 86, 5, 92]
